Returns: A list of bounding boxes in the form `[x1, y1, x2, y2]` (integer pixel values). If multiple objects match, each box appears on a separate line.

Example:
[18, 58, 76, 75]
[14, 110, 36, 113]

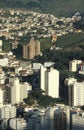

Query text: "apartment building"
[40, 65, 59, 98]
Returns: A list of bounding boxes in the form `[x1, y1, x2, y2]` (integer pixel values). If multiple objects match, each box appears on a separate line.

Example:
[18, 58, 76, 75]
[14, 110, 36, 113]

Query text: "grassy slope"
[40, 38, 51, 52]
[0, 0, 84, 16]
[40, 33, 84, 51]
[56, 33, 84, 49]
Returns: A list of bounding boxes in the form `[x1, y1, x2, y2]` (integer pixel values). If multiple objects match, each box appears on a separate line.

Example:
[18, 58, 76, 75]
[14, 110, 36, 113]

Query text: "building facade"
[40, 66, 59, 98]
[69, 60, 82, 72]
[54, 107, 67, 130]
[23, 38, 40, 60]
[72, 113, 84, 130]
[11, 77, 28, 104]
[65, 78, 84, 106]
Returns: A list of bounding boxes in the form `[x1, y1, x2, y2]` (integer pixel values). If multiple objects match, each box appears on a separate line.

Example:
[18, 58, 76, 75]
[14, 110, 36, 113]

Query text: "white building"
[65, 78, 84, 106]
[0, 104, 16, 119]
[64, 77, 77, 86]
[0, 58, 8, 67]
[72, 82, 84, 106]
[44, 62, 55, 67]
[79, 62, 84, 75]
[11, 77, 29, 104]
[32, 63, 42, 70]
[72, 112, 84, 130]
[40, 65, 47, 92]
[0, 72, 5, 85]
[0, 104, 16, 129]
[15, 67, 23, 75]
[0, 88, 4, 105]
[69, 60, 82, 72]
[40, 66, 59, 98]
[20, 82, 30, 102]
[11, 78, 21, 104]
[9, 118, 27, 130]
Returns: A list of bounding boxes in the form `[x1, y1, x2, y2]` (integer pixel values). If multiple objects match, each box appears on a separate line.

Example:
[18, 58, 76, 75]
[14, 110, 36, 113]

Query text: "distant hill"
[0, 0, 84, 16]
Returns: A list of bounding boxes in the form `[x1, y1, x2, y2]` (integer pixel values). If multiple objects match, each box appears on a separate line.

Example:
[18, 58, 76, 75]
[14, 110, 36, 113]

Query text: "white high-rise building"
[11, 77, 29, 104]
[11, 78, 20, 104]
[20, 82, 29, 102]
[64, 77, 77, 86]
[40, 65, 47, 92]
[0, 88, 4, 105]
[40, 66, 59, 98]
[65, 78, 84, 106]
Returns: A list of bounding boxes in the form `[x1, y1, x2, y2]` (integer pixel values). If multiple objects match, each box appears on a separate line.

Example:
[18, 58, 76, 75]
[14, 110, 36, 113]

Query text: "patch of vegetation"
[0, 0, 84, 16]
[24, 89, 67, 107]
[56, 33, 84, 49]
[2, 40, 12, 52]
[40, 38, 51, 52]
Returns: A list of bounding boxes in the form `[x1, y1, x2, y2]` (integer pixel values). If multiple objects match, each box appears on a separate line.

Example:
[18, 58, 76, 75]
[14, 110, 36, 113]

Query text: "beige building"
[51, 34, 57, 42]
[23, 38, 40, 60]
[23, 44, 29, 59]
[35, 40, 40, 56]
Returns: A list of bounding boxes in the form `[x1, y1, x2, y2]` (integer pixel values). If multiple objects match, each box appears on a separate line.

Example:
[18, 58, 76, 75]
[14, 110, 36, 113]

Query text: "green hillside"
[40, 33, 84, 52]
[0, 0, 84, 16]
[56, 33, 84, 50]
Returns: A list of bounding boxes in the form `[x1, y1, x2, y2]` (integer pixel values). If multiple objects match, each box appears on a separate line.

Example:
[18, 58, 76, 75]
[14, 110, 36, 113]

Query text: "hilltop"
[0, 0, 84, 16]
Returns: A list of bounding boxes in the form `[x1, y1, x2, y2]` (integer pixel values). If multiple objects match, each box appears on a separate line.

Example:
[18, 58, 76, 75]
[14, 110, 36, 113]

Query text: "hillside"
[56, 33, 84, 50]
[0, 0, 84, 16]
[40, 33, 84, 52]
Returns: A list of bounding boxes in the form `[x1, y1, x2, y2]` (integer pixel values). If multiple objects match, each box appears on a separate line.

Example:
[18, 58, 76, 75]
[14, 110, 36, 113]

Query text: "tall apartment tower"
[28, 43, 35, 59]
[11, 78, 20, 104]
[54, 108, 67, 130]
[40, 65, 47, 91]
[35, 40, 40, 56]
[20, 83, 29, 102]
[69, 81, 84, 106]
[40, 66, 59, 98]
[0, 88, 4, 105]
[23, 38, 40, 60]
[65, 78, 84, 106]
[10, 77, 28, 104]
[23, 44, 29, 59]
